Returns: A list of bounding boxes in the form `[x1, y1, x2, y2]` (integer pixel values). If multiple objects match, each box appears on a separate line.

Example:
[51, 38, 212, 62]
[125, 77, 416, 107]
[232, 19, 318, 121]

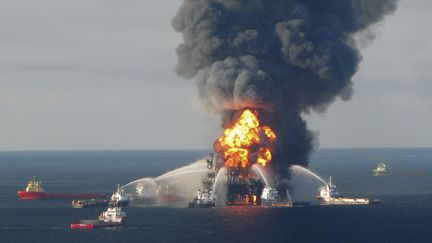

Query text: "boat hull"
[188, 200, 215, 208]
[319, 198, 380, 205]
[110, 200, 129, 207]
[72, 199, 109, 208]
[225, 200, 259, 206]
[262, 200, 293, 207]
[70, 221, 123, 229]
[17, 191, 106, 200]
[71, 223, 96, 229]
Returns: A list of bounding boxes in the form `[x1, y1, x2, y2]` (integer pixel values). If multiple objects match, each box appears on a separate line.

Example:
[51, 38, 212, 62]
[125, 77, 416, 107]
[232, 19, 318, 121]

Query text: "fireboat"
[261, 186, 292, 207]
[188, 189, 216, 208]
[17, 177, 105, 200]
[261, 186, 309, 207]
[110, 185, 130, 207]
[317, 176, 380, 205]
[71, 205, 127, 229]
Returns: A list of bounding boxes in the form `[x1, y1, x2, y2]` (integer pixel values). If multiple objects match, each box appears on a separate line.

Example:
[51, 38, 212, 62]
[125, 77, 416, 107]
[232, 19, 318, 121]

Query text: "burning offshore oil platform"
[122, 108, 293, 208]
[214, 109, 273, 204]
[190, 109, 295, 207]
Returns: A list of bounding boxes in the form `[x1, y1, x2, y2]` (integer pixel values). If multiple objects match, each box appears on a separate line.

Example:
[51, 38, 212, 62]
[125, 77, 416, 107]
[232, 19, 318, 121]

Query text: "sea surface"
[1, 148, 432, 243]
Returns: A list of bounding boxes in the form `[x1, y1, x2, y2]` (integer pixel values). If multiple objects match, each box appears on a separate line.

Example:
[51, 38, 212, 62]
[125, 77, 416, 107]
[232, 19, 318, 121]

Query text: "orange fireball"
[215, 109, 276, 168]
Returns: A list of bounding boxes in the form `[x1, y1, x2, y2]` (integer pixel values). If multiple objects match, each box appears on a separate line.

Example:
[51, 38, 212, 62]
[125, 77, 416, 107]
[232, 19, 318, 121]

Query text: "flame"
[257, 147, 272, 167]
[215, 109, 276, 168]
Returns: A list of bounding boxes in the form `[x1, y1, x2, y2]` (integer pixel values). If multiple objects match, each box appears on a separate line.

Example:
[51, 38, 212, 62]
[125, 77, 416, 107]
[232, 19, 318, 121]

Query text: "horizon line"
[1, 146, 432, 152]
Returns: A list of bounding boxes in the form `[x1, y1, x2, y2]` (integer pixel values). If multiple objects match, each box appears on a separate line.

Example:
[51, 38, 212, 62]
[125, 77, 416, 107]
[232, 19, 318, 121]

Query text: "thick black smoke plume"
[172, 0, 398, 177]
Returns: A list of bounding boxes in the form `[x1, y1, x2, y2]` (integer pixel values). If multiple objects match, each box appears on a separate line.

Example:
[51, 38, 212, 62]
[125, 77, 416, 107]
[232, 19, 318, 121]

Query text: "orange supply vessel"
[17, 177, 106, 200]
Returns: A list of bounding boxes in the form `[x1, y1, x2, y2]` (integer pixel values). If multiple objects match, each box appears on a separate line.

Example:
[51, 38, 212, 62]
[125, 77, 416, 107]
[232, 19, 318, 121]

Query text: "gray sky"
[0, 0, 431, 150]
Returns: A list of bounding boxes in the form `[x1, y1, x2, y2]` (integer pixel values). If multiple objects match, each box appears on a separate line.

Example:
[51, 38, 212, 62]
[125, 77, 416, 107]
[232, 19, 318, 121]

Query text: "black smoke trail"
[172, 0, 399, 177]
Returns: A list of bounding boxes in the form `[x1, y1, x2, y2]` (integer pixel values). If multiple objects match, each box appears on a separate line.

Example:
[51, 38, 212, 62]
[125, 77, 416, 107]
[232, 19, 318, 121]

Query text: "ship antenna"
[329, 176, 332, 187]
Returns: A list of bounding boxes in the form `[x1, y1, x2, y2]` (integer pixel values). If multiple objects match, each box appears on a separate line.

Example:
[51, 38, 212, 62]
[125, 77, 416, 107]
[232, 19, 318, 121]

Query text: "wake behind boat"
[17, 177, 106, 200]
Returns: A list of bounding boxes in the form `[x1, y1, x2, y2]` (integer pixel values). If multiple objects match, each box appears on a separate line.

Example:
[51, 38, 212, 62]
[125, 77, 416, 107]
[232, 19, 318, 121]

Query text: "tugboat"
[260, 186, 310, 207]
[17, 177, 105, 200]
[72, 199, 109, 208]
[188, 189, 215, 208]
[373, 162, 387, 175]
[70, 206, 126, 229]
[317, 176, 380, 205]
[261, 186, 292, 207]
[110, 185, 130, 207]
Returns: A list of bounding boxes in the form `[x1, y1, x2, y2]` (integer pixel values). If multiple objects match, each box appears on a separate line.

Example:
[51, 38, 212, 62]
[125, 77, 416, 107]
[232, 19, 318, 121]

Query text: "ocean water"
[1, 148, 431, 243]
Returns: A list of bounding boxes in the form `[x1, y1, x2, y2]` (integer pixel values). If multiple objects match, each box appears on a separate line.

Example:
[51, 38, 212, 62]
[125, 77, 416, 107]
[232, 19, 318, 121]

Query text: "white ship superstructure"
[98, 206, 127, 223]
[261, 186, 294, 207]
[261, 186, 281, 202]
[110, 184, 130, 207]
[188, 189, 215, 208]
[373, 162, 387, 175]
[317, 176, 379, 205]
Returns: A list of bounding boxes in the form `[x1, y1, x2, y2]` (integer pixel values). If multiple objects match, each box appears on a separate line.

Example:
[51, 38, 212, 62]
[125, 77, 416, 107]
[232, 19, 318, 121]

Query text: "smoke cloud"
[172, 0, 399, 177]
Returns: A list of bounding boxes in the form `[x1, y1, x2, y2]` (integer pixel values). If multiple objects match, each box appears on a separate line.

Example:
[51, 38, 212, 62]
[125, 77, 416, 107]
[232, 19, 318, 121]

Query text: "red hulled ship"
[17, 177, 106, 200]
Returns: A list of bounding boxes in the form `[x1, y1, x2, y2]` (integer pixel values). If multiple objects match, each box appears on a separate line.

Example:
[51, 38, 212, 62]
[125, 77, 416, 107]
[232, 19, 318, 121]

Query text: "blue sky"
[0, 0, 431, 150]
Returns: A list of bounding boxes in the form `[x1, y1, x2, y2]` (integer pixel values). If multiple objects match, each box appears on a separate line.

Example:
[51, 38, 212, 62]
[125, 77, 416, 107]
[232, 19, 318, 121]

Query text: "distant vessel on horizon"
[317, 176, 380, 205]
[17, 177, 105, 200]
[373, 162, 387, 175]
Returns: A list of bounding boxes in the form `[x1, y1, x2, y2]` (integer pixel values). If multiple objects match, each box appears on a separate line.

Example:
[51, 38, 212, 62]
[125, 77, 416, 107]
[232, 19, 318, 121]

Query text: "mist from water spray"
[213, 167, 228, 206]
[290, 165, 327, 185]
[251, 164, 269, 187]
[122, 159, 212, 204]
[156, 160, 208, 178]
[155, 169, 211, 182]
[121, 158, 331, 206]
[288, 165, 327, 202]
[286, 189, 292, 202]
[123, 177, 156, 189]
